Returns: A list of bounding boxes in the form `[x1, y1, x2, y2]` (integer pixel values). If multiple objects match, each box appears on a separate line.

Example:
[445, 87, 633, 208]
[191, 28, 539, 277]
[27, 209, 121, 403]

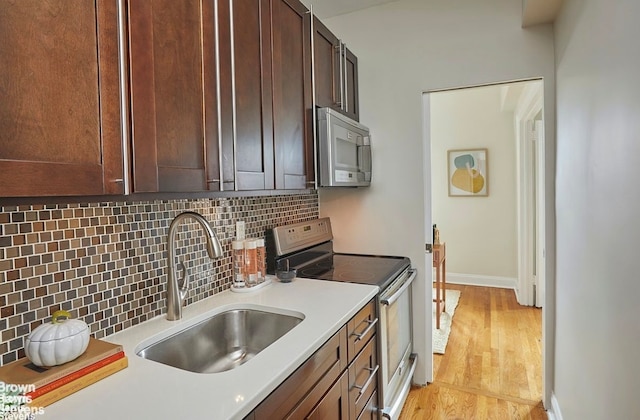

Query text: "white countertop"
[41, 277, 378, 420]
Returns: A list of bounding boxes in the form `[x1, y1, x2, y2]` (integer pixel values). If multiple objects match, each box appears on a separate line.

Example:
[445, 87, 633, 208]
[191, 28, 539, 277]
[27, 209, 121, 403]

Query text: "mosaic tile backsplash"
[0, 192, 319, 365]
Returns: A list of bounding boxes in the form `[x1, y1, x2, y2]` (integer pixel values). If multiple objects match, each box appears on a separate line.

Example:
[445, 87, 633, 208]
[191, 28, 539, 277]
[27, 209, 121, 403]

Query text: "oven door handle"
[380, 268, 417, 306]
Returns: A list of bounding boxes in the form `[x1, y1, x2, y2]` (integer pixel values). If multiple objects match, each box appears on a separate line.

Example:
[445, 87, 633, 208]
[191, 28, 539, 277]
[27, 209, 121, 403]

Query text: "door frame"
[514, 81, 545, 307]
[421, 93, 434, 383]
[422, 77, 551, 408]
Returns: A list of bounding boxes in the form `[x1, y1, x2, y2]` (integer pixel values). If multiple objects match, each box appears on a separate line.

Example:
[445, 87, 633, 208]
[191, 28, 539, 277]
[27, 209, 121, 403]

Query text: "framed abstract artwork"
[447, 148, 488, 196]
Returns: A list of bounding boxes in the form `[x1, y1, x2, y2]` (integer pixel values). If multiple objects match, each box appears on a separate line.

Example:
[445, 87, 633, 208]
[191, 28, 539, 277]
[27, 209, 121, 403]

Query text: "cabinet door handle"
[353, 365, 379, 400]
[117, 0, 130, 195]
[336, 42, 344, 109]
[343, 42, 348, 112]
[350, 318, 378, 342]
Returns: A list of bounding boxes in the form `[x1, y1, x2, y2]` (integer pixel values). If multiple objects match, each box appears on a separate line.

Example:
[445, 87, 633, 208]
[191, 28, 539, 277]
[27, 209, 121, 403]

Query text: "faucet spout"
[166, 211, 223, 320]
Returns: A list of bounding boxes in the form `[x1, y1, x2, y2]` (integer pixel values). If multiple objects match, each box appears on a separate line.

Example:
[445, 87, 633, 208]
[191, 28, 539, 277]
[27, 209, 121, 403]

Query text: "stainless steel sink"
[137, 308, 304, 373]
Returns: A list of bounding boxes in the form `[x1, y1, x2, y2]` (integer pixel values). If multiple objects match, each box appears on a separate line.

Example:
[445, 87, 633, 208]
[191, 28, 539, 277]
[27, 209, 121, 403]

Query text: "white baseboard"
[546, 408, 556, 420]
[445, 272, 517, 290]
[545, 392, 563, 420]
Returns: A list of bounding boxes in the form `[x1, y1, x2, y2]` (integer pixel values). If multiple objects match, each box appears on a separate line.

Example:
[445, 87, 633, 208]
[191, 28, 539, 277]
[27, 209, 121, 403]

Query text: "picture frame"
[447, 148, 488, 196]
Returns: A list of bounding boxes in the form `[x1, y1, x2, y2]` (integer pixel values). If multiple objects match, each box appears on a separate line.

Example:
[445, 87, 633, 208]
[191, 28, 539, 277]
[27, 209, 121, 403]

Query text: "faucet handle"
[177, 259, 191, 300]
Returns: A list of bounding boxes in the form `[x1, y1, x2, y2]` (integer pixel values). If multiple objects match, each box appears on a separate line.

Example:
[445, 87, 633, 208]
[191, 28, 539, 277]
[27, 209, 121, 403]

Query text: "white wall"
[313, 0, 556, 389]
[554, 0, 640, 418]
[431, 85, 518, 279]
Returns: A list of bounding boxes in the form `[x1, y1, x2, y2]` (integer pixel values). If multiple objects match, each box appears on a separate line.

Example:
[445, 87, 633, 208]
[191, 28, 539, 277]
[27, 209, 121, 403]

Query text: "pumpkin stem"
[51, 309, 72, 324]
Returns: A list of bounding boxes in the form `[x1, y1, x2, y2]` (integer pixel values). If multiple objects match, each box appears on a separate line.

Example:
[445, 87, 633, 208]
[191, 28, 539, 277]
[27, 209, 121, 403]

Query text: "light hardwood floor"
[399, 284, 547, 419]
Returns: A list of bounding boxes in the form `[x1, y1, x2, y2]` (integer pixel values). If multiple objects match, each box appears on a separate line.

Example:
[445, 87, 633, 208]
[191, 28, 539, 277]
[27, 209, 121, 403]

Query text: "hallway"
[400, 285, 546, 419]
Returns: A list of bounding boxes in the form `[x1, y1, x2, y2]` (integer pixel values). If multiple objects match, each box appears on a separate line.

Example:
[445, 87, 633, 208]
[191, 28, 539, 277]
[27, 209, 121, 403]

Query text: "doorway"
[421, 78, 548, 406]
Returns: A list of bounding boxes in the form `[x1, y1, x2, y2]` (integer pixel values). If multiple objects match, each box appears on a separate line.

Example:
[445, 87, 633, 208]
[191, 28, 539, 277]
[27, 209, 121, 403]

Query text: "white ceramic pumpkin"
[25, 310, 90, 367]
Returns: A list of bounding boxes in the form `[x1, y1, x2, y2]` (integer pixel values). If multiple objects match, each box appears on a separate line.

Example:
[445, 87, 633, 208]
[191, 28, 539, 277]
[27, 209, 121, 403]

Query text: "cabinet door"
[270, 0, 314, 189]
[216, 0, 235, 191]
[343, 47, 359, 122]
[356, 391, 378, 420]
[128, 0, 219, 192]
[313, 17, 341, 113]
[312, 17, 360, 123]
[307, 371, 350, 420]
[219, 0, 275, 190]
[0, 0, 123, 197]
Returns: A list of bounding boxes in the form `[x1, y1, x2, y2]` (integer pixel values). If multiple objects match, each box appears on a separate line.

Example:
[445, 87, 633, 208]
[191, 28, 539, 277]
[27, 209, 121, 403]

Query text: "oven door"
[379, 268, 417, 420]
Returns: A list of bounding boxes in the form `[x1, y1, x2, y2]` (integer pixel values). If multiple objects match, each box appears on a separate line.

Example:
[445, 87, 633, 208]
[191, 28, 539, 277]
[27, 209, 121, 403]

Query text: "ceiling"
[300, 0, 398, 19]
[300, 0, 563, 25]
[522, 0, 564, 26]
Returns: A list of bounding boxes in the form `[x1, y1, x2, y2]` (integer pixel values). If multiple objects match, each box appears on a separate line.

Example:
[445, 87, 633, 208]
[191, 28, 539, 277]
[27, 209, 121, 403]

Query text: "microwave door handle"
[357, 138, 372, 173]
[381, 269, 417, 306]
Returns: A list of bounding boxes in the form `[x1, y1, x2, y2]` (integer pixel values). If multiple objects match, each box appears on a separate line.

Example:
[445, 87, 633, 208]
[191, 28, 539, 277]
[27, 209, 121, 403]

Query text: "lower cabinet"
[253, 325, 347, 418]
[249, 299, 379, 419]
[348, 338, 378, 419]
[357, 392, 378, 420]
[307, 371, 350, 419]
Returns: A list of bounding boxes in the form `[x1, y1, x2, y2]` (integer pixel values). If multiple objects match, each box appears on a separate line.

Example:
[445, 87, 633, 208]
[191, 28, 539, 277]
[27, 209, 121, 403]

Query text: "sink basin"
[137, 308, 304, 373]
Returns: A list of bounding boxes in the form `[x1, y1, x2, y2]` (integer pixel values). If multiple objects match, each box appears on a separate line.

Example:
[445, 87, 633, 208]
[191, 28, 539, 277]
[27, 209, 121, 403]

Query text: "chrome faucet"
[166, 211, 223, 320]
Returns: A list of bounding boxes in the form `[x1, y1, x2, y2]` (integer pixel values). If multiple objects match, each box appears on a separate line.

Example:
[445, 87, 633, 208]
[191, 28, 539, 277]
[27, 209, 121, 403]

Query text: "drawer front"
[255, 325, 347, 419]
[349, 335, 378, 419]
[356, 391, 378, 420]
[347, 299, 377, 362]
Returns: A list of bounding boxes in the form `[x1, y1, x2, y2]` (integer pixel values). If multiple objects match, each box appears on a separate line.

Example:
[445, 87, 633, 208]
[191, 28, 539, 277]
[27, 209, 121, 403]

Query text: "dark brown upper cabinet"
[1, 0, 320, 198]
[270, 0, 314, 189]
[343, 48, 359, 122]
[313, 17, 360, 122]
[222, 0, 314, 191]
[202, 0, 314, 192]
[218, 0, 275, 191]
[129, 0, 314, 193]
[0, 0, 124, 197]
[128, 0, 220, 193]
[313, 18, 341, 114]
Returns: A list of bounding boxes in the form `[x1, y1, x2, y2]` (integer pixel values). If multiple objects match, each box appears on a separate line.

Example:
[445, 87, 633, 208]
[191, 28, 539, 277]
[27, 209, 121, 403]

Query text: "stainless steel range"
[266, 218, 417, 419]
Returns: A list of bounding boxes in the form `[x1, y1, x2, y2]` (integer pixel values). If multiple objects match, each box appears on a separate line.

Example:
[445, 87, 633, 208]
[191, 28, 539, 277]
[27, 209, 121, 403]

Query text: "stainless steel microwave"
[317, 107, 371, 187]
